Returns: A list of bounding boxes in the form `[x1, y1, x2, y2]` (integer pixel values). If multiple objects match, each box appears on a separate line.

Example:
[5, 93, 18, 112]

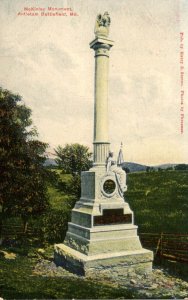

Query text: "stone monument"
[54, 12, 153, 277]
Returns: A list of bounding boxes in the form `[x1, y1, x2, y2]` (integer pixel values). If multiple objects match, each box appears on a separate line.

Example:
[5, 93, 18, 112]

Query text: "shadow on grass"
[0, 256, 137, 299]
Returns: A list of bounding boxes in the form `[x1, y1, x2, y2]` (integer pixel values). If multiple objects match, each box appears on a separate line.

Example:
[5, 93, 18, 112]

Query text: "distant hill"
[153, 163, 177, 170]
[44, 158, 57, 167]
[44, 159, 148, 171]
[44, 158, 188, 172]
[122, 162, 188, 172]
[122, 162, 148, 173]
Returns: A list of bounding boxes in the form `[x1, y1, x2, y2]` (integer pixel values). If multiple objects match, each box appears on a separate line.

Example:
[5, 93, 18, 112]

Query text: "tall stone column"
[90, 36, 114, 166]
[54, 12, 153, 278]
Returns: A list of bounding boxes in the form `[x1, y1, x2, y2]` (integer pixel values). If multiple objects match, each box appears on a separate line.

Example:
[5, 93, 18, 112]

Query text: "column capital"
[90, 37, 114, 50]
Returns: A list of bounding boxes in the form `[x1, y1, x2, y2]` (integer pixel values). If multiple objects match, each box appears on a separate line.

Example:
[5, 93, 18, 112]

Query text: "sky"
[0, 0, 188, 165]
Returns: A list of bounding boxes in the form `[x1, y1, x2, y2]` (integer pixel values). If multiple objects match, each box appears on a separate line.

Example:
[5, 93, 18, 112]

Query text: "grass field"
[126, 170, 188, 234]
[0, 255, 135, 299]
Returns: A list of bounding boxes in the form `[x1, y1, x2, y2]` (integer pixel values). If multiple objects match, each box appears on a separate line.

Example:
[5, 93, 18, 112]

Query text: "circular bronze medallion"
[103, 179, 116, 194]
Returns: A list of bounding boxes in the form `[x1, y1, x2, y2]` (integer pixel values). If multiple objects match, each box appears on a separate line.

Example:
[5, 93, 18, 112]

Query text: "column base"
[54, 244, 153, 277]
[93, 142, 110, 165]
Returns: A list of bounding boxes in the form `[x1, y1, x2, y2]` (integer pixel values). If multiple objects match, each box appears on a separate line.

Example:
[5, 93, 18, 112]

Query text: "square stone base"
[54, 243, 153, 277]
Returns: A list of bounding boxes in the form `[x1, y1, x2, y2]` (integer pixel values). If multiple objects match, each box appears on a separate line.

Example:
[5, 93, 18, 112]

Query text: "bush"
[33, 208, 71, 243]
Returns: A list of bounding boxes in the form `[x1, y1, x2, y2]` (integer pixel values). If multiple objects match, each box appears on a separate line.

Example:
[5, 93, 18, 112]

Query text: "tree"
[55, 144, 92, 176]
[174, 164, 188, 171]
[55, 144, 92, 197]
[166, 167, 173, 171]
[122, 166, 130, 173]
[146, 166, 155, 172]
[146, 166, 151, 172]
[0, 87, 49, 236]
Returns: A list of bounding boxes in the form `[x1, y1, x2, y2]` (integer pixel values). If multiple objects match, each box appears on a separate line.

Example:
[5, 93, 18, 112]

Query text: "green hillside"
[125, 171, 188, 234]
[47, 169, 188, 236]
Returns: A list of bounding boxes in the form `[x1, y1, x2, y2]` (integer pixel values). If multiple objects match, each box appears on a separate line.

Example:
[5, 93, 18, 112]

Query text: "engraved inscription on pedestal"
[94, 209, 132, 226]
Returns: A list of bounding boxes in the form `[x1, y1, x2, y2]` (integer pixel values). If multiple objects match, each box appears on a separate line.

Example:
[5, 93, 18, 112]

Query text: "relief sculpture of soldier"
[106, 151, 127, 196]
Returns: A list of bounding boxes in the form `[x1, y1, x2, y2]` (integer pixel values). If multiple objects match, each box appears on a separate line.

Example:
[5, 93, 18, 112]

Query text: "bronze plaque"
[103, 208, 123, 216]
[94, 209, 132, 226]
[103, 179, 116, 194]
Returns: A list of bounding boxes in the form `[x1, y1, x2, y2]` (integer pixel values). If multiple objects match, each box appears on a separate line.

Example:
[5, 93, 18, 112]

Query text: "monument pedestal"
[54, 167, 153, 277]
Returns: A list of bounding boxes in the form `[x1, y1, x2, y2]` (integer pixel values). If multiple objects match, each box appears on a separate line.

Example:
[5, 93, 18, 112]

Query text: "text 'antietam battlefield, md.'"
[17, 7, 79, 17]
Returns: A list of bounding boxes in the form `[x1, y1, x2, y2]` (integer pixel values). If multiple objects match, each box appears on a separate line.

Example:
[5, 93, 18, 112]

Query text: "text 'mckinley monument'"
[54, 13, 153, 277]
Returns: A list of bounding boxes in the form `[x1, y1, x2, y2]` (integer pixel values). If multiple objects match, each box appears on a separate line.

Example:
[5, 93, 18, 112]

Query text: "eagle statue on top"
[94, 12, 111, 38]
